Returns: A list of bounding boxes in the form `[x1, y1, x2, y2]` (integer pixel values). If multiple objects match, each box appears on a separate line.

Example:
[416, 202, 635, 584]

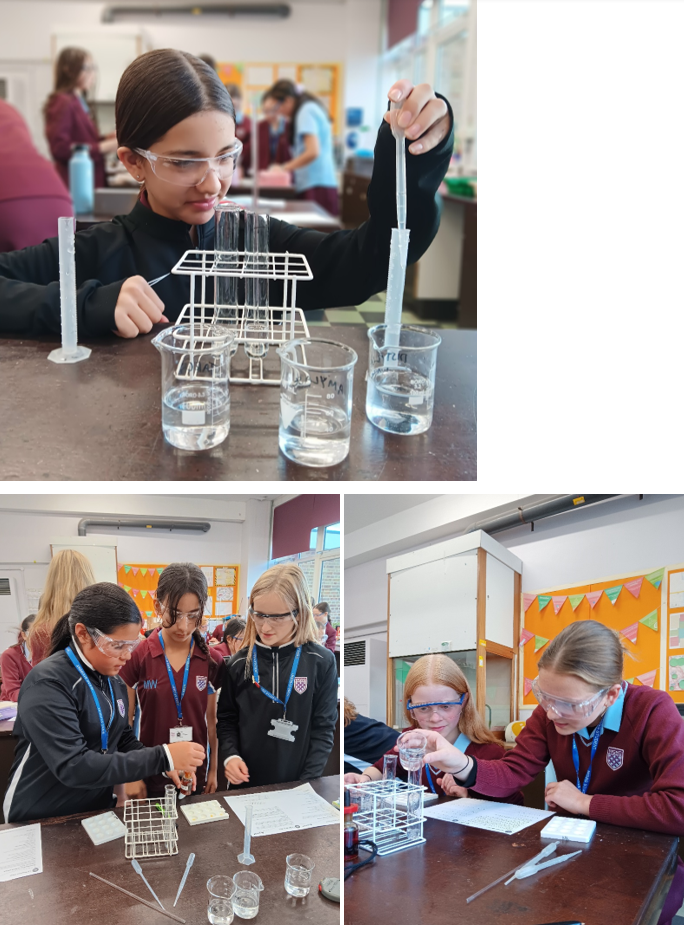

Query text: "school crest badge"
[606, 746, 624, 770]
[294, 677, 308, 694]
[196, 676, 207, 691]
[117, 699, 126, 717]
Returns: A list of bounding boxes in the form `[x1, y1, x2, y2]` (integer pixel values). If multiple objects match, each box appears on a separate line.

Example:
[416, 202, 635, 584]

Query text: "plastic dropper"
[383, 102, 411, 359]
[238, 803, 255, 865]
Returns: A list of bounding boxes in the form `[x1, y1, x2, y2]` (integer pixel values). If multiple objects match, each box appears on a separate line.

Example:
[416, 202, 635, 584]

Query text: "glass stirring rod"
[384, 101, 411, 359]
[238, 803, 255, 865]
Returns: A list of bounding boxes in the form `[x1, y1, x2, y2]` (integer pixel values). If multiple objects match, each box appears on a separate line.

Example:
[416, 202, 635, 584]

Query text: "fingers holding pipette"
[384, 81, 451, 154]
[113, 275, 169, 338]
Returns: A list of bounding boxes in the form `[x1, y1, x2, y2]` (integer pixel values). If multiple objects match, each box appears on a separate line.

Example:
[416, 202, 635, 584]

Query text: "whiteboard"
[50, 537, 118, 584]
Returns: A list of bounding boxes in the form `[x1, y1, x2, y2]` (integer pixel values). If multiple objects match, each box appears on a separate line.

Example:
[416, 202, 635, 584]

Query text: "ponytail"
[49, 613, 73, 654]
[47, 583, 142, 658]
[192, 628, 210, 658]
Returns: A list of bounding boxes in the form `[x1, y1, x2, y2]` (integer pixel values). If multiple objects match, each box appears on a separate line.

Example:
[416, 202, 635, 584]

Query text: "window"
[439, 0, 470, 27]
[270, 522, 341, 627]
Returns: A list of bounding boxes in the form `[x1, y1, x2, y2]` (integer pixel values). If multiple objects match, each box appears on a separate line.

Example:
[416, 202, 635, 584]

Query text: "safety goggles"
[248, 606, 298, 624]
[406, 695, 466, 719]
[87, 626, 143, 657]
[531, 677, 609, 718]
[158, 604, 203, 626]
[133, 140, 243, 187]
[229, 634, 245, 644]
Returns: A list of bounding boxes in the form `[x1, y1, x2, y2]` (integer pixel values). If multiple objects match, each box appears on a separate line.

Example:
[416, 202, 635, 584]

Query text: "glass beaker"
[366, 324, 441, 435]
[152, 324, 234, 451]
[397, 730, 427, 779]
[383, 754, 398, 781]
[284, 854, 315, 897]
[215, 202, 242, 355]
[276, 338, 358, 468]
[232, 871, 263, 919]
[207, 876, 237, 925]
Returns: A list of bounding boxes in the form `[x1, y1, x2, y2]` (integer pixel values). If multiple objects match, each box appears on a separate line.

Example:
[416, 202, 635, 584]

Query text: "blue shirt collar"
[578, 683, 625, 740]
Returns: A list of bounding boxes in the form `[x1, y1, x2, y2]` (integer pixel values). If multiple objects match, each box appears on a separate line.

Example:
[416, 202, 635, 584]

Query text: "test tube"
[47, 216, 91, 365]
[383, 754, 398, 782]
[244, 211, 270, 358]
[237, 803, 255, 865]
[214, 202, 241, 355]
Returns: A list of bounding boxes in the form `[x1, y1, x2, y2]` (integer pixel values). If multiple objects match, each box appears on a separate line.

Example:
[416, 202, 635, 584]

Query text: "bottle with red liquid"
[344, 801, 359, 862]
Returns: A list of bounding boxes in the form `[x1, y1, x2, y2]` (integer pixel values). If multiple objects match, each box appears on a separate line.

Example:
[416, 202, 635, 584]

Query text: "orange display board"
[666, 567, 684, 702]
[117, 563, 240, 628]
[522, 570, 663, 708]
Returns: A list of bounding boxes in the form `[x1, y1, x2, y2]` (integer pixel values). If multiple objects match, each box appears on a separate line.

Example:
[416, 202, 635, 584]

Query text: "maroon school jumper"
[473, 684, 684, 924]
[0, 643, 32, 701]
[212, 625, 224, 641]
[372, 728, 524, 803]
[209, 642, 229, 661]
[44, 92, 106, 189]
[324, 622, 337, 653]
[119, 628, 218, 795]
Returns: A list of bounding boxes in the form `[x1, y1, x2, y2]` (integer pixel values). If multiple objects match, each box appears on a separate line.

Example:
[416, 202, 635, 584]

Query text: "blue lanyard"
[252, 645, 302, 718]
[572, 715, 605, 794]
[159, 632, 194, 725]
[425, 732, 471, 793]
[65, 645, 115, 754]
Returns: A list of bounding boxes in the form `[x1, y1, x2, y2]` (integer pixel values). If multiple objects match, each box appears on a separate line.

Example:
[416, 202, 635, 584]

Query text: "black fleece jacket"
[0, 97, 453, 337]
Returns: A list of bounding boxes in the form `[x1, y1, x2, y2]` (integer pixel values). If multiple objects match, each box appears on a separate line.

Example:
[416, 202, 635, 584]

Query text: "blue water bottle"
[69, 143, 94, 215]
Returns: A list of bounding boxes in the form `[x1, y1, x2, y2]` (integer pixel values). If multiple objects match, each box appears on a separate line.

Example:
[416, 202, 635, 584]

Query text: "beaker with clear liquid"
[366, 325, 441, 435]
[276, 338, 358, 467]
[207, 876, 237, 925]
[152, 324, 234, 451]
[397, 730, 426, 843]
[232, 871, 263, 919]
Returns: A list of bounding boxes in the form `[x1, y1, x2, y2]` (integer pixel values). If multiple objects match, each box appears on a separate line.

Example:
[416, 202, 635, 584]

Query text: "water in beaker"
[397, 730, 427, 772]
[207, 876, 236, 925]
[152, 324, 234, 452]
[232, 871, 263, 919]
[284, 854, 314, 898]
[276, 338, 358, 468]
[366, 325, 441, 435]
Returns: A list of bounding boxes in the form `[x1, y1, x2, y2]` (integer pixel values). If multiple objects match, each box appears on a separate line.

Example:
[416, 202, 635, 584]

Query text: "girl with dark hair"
[209, 616, 246, 662]
[44, 46, 117, 189]
[120, 563, 221, 800]
[3, 583, 204, 823]
[0, 613, 36, 701]
[313, 602, 337, 652]
[0, 48, 452, 340]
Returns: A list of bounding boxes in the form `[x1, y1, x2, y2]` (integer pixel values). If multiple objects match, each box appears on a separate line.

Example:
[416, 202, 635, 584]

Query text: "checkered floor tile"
[306, 293, 458, 328]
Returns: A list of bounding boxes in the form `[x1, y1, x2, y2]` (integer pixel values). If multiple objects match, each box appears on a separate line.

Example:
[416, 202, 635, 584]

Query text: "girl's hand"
[436, 773, 469, 799]
[266, 163, 287, 174]
[167, 770, 198, 792]
[125, 779, 147, 801]
[167, 741, 205, 769]
[383, 81, 451, 155]
[225, 757, 250, 785]
[204, 769, 218, 794]
[208, 637, 219, 646]
[419, 729, 470, 778]
[545, 780, 593, 816]
[114, 276, 169, 338]
[344, 772, 368, 784]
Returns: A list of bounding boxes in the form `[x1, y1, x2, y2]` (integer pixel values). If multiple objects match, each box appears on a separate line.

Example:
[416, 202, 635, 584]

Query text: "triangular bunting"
[523, 678, 534, 696]
[636, 669, 657, 688]
[586, 591, 603, 608]
[537, 595, 552, 611]
[141, 590, 148, 599]
[123, 585, 132, 593]
[624, 577, 643, 598]
[534, 635, 549, 653]
[625, 678, 635, 684]
[645, 568, 664, 590]
[141, 568, 148, 577]
[157, 568, 163, 575]
[569, 594, 585, 611]
[146, 611, 153, 617]
[639, 609, 658, 631]
[552, 595, 567, 615]
[519, 629, 535, 647]
[604, 585, 622, 605]
[132, 567, 139, 576]
[132, 589, 138, 597]
[124, 565, 132, 574]
[523, 593, 536, 612]
[619, 622, 639, 644]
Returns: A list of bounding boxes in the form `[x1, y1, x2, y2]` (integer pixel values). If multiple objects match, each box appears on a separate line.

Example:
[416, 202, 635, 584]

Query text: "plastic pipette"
[173, 852, 195, 907]
[238, 803, 255, 865]
[48, 216, 91, 365]
[466, 842, 559, 903]
[507, 848, 582, 882]
[383, 102, 411, 358]
[132, 858, 166, 910]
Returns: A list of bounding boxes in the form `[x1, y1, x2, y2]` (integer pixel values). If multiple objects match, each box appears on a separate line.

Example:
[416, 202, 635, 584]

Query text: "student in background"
[0, 101, 73, 252]
[422, 621, 684, 925]
[263, 80, 339, 215]
[28, 549, 96, 665]
[217, 564, 337, 787]
[0, 614, 36, 701]
[344, 654, 522, 803]
[257, 93, 290, 171]
[209, 616, 246, 662]
[225, 84, 252, 172]
[44, 47, 117, 190]
[120, 563, 220, 799]
[343, 697, 399, 775]
[313, 602, 337, 652]
[3, 584, 204, 824]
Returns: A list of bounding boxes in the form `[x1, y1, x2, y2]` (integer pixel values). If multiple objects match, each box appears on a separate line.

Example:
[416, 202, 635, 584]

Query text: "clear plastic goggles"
[531, 677, 609, 718]
[406, 695, 466, 719]
[248, 607, 298, 624]
[159, 604, 203, 626]
[87, 626, 142, 657]
[133, 140, 243, 187]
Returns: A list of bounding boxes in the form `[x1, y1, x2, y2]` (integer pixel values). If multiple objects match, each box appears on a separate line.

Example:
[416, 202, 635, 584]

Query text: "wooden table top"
[0, 776, 340, 925]
[344, 812, 677, 925]
[0, 326, 476, 481]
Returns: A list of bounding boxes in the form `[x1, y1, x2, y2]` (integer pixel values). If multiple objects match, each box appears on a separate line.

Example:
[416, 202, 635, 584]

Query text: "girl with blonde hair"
[217, 563, 338, 787]
[344, 653, 521, 802]
[29, 549, 96, 664]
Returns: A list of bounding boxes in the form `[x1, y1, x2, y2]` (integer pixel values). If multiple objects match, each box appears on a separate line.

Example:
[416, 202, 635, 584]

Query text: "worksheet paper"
[422, 798, 554, 835]
[0, 823, 43, 881]
[224, 783, 339, 837]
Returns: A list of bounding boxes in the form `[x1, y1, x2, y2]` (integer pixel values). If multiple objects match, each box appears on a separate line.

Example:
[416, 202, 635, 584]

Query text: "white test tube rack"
[171, 248, 312, 385]
[124, 787, 179, 859]
[345, 779, 426, 856]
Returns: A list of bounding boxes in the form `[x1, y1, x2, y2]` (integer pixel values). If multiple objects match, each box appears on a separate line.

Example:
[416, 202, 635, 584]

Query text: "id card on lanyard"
[159, 633, 194, 743]
[65, 646, 115, 754]
[252, 646, 302, 743]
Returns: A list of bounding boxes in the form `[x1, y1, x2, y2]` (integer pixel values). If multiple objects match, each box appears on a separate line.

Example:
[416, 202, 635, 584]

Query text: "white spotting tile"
[540, 817, 596, 843]
[81, 812, 127, 846]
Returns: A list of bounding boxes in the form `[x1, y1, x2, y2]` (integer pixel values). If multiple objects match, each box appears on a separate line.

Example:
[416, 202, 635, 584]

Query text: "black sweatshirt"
[217, 640, 338, 787]
[0, 98, 453, 337]
[3, 647, 169, 823]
